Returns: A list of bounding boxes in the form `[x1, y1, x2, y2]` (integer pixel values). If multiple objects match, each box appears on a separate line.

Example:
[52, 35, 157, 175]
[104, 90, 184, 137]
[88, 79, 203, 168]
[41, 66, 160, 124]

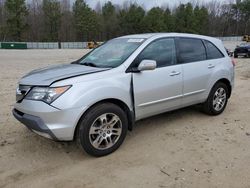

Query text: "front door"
[132, 38, 183, 120]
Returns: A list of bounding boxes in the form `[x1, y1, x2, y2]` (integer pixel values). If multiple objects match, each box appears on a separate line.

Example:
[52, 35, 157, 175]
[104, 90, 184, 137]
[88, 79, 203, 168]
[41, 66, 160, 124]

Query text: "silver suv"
[13, 33, 235, 156]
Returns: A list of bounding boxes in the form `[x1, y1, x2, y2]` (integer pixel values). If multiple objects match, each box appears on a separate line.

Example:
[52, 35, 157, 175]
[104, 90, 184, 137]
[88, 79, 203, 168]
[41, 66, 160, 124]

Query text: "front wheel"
[202, 82, 229, 115]
[77, 103, 128, 157]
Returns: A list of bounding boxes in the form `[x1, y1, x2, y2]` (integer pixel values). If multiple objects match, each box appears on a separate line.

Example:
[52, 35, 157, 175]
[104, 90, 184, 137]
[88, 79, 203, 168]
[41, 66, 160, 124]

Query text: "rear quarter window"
[204, 40, 224, 59]
[177, 38, 206, 63]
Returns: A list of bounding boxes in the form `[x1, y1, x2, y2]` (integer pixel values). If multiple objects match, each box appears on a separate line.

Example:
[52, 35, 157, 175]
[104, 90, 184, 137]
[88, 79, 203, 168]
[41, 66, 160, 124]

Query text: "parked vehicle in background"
[87, 41, 102, 49]
[13, 33, 235, 157]
[242, 35, 250, 42]
[234, 43, 250, 58]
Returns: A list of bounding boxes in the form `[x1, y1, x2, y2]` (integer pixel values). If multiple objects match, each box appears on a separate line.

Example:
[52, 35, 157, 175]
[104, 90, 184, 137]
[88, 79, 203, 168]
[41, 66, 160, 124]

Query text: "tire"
[234, 54, 238, 58]
[202, 82, 229, 115]
[76, 103, 128, 157]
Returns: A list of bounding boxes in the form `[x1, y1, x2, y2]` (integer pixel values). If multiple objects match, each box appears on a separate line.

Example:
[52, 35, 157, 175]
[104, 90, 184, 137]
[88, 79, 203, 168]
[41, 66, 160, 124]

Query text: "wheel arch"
[73, 98, 134, 140]
[214, 78, 232, 98]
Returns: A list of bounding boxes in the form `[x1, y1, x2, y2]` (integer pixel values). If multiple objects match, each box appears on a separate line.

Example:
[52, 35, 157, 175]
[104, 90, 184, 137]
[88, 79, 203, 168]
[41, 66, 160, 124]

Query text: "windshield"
[240, 43, 250, 47]
[78, 38, 145, 68]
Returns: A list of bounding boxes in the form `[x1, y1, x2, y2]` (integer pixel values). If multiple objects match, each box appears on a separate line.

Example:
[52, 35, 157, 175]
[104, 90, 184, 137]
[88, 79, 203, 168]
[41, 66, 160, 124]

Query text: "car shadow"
[15, 105, 208, 160]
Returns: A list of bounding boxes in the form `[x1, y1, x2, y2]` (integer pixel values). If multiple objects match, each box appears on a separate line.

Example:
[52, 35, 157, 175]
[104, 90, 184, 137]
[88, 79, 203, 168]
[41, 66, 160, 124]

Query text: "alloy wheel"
[89, 113, 122, 150]
[213, 87, 227, 111]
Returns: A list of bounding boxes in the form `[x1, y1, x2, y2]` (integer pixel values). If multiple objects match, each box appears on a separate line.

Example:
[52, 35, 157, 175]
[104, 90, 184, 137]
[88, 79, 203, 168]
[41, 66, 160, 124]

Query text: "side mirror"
[137, 60, 157, 71]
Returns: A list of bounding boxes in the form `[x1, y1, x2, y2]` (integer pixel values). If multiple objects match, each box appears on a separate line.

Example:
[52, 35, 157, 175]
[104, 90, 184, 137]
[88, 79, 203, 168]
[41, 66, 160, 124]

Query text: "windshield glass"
[240, 43, 250, 47]
[79, 38, 145, 68]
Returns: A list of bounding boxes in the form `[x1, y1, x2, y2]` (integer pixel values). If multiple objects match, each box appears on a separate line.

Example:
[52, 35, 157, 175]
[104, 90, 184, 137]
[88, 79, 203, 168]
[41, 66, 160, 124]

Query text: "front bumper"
[13, 100, 87, 141]
[13, 109, 58, 140]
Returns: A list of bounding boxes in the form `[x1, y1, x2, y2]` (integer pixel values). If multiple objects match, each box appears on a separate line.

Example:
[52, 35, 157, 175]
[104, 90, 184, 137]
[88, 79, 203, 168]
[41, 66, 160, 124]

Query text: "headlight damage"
[25, 86, 71, 104]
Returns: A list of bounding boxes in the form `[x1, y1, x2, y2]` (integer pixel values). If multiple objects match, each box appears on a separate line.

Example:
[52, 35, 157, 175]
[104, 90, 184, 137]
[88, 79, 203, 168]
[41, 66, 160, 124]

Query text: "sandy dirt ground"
[0, 47, 250, 188]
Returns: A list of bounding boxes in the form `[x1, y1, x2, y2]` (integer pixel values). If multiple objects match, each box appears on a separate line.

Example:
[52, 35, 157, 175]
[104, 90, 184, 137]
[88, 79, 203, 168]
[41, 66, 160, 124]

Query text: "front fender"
[52, 73, 133, 111]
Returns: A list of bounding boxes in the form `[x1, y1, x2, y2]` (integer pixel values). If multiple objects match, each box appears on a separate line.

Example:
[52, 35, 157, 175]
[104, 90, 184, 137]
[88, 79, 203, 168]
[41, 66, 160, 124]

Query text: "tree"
[239, 0, 250, 34]
[174, 4, 186, 32]
[164, 8, 175, 32]
[174, 3, 200, 33]
[101, 1, 118, 40]
[184, 3, 196, 33]
[73, 0, 99, 41]
[42, 0, 62, 41]
[1, 0, 250, 42]
[143, 7, 167, 32]
[4, 0, 28, 41]
[0, 0, 6, 40]
[194, 6, 209, 34]
[118, 4, 145, 35]
[60, 0, 75, 41]
[26, 0, 44, 41]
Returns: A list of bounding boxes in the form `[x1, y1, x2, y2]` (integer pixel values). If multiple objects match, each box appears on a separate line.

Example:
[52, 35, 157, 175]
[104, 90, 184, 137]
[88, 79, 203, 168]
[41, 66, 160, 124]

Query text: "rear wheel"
[234, 54, 238, 58]
[77, 103, 128, 157]
[202, 82, 229, 115]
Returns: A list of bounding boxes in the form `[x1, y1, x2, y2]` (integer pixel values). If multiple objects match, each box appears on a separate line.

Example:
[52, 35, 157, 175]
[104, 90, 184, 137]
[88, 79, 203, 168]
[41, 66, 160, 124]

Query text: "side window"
[178, 38, 206, 63]
[204, 40, 224, 59]
[136, 38, 176, 68]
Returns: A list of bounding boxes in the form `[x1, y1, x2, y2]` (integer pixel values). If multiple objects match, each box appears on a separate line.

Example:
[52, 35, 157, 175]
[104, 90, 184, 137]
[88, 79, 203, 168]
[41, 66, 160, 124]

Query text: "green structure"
[0, 42, 27, 49]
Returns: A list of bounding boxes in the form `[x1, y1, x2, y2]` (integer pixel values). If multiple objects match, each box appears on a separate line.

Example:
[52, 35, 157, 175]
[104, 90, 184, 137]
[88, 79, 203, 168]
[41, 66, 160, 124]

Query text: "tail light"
[231, 58, 236, 66]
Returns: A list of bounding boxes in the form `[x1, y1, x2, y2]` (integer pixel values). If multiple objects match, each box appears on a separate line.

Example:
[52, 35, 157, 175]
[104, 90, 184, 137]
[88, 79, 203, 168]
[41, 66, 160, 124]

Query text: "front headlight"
[25, 86, 71, 104]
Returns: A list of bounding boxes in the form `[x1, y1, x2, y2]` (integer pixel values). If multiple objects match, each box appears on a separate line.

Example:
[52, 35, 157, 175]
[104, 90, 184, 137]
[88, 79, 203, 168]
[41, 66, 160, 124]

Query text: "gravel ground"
[0, 47, 250, 188]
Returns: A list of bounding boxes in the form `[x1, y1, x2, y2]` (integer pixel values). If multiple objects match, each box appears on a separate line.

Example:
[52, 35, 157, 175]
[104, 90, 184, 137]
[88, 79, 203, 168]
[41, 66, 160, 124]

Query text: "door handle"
[208, 64, 215, 69]
[169, 71, 181, 76]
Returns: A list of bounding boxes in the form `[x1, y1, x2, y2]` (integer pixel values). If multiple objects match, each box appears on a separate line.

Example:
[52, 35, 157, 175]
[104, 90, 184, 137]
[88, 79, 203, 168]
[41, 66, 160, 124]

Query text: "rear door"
[132, 38, 183, 120]
[177, 38, 225, 106]
[176, 37, 211, 105]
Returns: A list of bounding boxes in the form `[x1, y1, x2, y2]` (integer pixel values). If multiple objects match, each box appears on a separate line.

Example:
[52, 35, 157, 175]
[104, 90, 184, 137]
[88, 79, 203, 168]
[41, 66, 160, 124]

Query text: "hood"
[19, 64, 110, 86]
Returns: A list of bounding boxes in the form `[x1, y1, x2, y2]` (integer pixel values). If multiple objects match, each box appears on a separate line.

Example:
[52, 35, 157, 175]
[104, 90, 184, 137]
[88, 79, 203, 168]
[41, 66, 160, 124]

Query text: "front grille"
[16, 85, 31, 102]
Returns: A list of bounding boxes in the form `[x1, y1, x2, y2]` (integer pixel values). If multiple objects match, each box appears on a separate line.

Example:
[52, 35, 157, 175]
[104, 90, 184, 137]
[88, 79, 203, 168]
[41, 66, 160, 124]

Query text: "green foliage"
[101, 1, 118, 40]
[193, 6, 209, 35]
[118, 4, 145, 35]
[164, 8, 175, 32]
[42, 0, 62, 42]
[4, 0, 28, 41]
[73, 0, 99, 41]
[240, 0, 250, 15]
[174, 3, 197, 33]
[1, 1, 250, 41]
[143, 7, 167, 32]
[239, 0, 250, 21]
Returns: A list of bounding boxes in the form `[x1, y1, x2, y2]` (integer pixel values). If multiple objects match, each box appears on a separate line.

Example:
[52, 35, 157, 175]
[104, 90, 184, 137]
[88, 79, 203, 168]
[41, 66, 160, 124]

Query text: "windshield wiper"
[81, 62, 98, 67]
[80, 62, 114, 68]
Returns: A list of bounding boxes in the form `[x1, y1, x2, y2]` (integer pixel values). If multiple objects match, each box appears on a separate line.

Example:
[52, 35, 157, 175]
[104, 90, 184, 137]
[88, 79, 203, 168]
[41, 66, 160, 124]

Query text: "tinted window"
[204, 40, 224, 59]
[136, 38, 176, 68]
[178, 38, 206, 63]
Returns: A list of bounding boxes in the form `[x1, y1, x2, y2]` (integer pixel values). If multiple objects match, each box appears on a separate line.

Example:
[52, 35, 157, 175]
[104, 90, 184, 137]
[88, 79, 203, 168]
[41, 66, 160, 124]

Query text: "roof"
[119, 33, 219, 42]
[119, 33, 157, 39]
[118, 32, 226, 57]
